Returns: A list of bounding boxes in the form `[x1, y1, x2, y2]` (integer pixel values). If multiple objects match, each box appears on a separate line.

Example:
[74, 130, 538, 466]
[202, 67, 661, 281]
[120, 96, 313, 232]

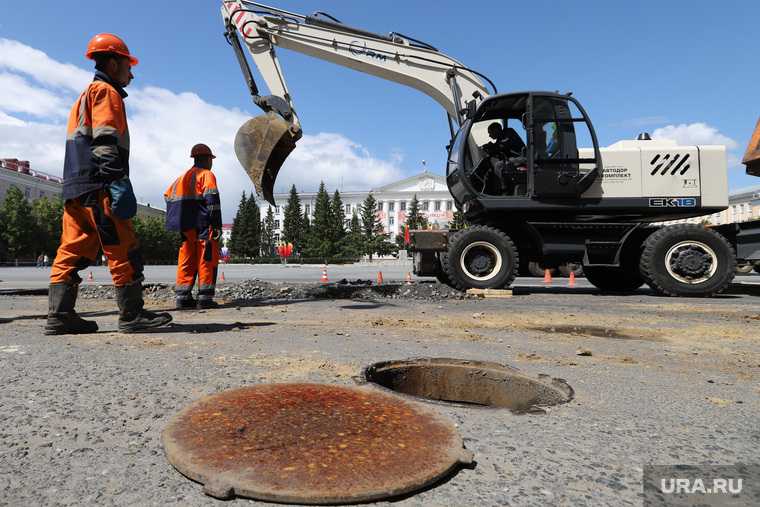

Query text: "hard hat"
[190, 143, 216, 159]
[85, 33, 139, 66]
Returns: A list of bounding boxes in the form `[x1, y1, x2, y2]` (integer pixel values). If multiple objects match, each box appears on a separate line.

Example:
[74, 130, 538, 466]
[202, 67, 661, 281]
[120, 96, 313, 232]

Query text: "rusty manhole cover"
[363, 357, 574, 412]
[163, 383, 473, 504]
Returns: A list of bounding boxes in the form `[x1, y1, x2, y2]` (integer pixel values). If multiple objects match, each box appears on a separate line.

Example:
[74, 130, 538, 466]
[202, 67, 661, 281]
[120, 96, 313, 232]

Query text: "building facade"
[0, 158, 166, 219]
[260, 171, 456, 242]
[664, 184, 760, 226]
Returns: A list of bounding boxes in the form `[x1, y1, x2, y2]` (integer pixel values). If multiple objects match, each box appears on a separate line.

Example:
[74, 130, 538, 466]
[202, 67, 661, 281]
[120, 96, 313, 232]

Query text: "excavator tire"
[639, 224, 736, 297]
[435, 253, 453, 287]
[443, 226, 518, 290]
[754, 262, 760, 274]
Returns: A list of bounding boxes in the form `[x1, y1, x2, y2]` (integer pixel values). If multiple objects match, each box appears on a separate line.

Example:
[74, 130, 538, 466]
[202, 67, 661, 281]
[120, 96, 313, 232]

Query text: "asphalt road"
[1, 287, 759, 506]
[1, 263, 758, 290]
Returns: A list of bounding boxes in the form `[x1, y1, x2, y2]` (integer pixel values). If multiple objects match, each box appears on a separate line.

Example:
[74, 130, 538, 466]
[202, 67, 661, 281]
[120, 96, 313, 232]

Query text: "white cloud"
[653, 122, 738, 149]
[0, 39, 405, 221]
[0, 38, 90, 91]
[653, 122, 740, 168]
[0, 73, 69, 118]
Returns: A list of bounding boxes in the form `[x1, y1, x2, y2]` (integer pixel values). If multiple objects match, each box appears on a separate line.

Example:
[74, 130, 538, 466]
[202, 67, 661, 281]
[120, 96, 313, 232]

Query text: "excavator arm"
[221, 0, 494, 204]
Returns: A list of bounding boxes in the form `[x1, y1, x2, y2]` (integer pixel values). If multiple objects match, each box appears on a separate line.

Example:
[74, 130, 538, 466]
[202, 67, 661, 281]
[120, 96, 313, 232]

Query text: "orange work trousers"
[50, 191, 143, 287]
[175, 229, 219, 302]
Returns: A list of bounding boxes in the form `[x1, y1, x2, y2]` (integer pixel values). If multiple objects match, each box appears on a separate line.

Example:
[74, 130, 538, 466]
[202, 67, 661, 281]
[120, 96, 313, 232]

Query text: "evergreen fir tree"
[307, 181, 334, 258]
[359, 193, 384, 261]
[243, 194, 261, 258]
[448, 207, 468, 230]
[229, 192, 248, 257]
[331, 190, 346, 245]
[301, 208, 311, 254]
[261, 206, 276, 256]
[340, 210, 363, 258]
[282, 185, 304, 252]
[404, 193, 428, 231]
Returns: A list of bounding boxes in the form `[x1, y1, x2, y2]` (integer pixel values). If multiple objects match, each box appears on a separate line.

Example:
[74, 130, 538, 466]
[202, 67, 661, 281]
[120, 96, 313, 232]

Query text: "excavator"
[221, 0, 760, 297]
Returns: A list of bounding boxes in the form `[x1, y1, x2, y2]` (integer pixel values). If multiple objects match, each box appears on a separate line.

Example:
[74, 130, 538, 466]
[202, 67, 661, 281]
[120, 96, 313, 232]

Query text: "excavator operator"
[164, 144, 223, 310]
[46, 33, 172, 335]
[481, 122, 527, 196]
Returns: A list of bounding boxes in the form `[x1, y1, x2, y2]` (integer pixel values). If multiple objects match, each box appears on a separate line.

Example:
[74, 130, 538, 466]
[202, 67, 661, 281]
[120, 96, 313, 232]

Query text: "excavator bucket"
[234, 112, 302, 205]
[743, 118, 760, 177]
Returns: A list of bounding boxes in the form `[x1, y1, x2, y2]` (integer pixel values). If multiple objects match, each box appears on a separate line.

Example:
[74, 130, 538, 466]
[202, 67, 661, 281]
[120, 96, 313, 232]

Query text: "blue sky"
[1, 1, 758, 220]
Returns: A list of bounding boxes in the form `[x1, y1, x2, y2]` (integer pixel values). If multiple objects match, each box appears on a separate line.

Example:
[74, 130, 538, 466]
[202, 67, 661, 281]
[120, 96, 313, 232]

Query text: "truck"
[220, 1, 760, 297]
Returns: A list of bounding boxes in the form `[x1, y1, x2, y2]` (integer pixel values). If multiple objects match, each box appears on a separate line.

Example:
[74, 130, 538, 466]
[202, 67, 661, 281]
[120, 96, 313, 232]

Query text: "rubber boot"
[197, 299, 220, 310]
[116, 283, 172, 333]
[175, 297, 197, 311]
[44, 283, 99, 335]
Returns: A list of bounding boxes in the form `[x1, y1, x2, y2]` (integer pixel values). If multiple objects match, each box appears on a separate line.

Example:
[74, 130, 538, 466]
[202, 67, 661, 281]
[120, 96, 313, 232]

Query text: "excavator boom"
[221, 0, 493, 204]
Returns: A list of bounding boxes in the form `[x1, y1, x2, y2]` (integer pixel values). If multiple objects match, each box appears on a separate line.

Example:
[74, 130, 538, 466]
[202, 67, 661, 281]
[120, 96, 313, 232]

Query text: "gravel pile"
[77, 279, 473, 302]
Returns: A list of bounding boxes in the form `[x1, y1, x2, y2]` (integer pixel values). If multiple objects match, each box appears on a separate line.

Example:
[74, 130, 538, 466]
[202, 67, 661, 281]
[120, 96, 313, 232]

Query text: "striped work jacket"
[62, 71, 129, 200]
[164, 167, 222, 232]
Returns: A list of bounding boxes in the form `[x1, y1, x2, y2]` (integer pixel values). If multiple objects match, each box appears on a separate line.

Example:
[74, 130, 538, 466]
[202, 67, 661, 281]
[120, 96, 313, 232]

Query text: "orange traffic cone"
[405, 272, 413, 285]
[543, 268, 552, 285]
[87, 271, 94, 282]
[219, 271, 226, 283]
[568, 271, 576, 287]
[320, 266, 329, 284]
[376, 271, 384, 285]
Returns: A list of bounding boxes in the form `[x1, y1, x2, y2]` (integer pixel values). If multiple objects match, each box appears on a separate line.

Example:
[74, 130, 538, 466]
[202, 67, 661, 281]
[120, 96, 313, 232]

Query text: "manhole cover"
[362, 357, 573, 412]
[163, 383, 473, 504]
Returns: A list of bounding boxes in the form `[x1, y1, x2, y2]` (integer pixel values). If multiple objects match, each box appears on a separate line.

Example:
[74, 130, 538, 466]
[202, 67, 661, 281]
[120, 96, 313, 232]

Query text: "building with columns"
[260, 171, 456, 242]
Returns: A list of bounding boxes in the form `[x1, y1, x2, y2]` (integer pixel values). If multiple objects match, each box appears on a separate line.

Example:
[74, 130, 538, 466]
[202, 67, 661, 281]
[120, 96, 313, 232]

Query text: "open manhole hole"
[362, 358, 573, 412]
[163, 383, 473, 504]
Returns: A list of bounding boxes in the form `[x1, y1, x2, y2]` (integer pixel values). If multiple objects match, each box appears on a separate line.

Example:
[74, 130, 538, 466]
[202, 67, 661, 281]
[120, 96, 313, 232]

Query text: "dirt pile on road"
[78, 279, 473, 302]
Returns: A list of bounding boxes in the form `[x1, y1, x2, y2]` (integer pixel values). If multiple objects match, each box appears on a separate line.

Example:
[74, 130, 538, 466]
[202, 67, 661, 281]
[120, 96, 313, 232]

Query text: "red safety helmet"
[190, 143, 216, 159]
[85, 33, 139, 66]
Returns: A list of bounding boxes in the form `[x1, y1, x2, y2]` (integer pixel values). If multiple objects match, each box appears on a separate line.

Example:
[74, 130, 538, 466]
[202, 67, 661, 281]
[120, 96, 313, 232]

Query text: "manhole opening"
[363, 358, 573, 412]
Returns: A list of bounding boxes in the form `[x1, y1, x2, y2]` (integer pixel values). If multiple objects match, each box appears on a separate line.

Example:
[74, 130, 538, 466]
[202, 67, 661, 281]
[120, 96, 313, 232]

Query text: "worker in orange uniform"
[164, 144, 223, 309]
[46, 34, 172, 335]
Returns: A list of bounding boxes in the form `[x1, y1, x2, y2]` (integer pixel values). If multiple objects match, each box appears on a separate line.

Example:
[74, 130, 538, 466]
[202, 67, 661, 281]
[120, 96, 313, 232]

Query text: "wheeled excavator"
[221, 0, 760, 297]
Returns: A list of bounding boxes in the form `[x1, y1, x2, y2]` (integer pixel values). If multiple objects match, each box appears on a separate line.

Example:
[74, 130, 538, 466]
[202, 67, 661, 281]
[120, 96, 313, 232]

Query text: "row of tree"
[0, 186, 181, 263]
[228, 182, 468, 261]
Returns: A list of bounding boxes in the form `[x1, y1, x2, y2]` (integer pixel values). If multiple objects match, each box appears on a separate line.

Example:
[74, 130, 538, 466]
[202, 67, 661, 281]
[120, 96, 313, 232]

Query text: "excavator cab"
[447, 92, 603, 209]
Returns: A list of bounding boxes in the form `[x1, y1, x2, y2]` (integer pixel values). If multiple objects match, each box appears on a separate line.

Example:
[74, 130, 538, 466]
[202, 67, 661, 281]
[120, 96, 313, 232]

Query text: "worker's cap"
[190, 143, 216, 159]
[86, 33, 138, 66]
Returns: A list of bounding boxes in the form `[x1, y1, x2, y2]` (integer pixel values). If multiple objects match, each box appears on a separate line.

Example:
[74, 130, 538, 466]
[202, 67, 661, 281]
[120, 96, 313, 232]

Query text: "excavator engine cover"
[235, 112, 302, 205]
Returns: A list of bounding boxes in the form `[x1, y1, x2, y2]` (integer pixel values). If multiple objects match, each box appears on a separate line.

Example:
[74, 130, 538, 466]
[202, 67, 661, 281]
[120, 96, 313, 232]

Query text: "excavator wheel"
[639, 224, 736, 297]
[435, 253, 453, 287]
[443, 226, 518, 290]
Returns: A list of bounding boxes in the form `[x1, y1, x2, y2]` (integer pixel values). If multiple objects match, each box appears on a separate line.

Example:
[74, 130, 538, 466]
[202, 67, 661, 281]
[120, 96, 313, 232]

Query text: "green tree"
[228, 192, 248, 257]
[134, 216, 181, 263]
[282, 185, 304, 252]
[305, 181, 334, 258]
[360, 192, 391, 261]
[404, 194, 428, 231]
[331, 190, 346, 245]
[261, 206, 276, 257]
[448, 207, 467, 230]
[0, 186, 36, 260]
[31, 196, 64, 257]
[302, 208, 311, 252]
[340, 211, 364, 258]
[242, 194, 261, 258]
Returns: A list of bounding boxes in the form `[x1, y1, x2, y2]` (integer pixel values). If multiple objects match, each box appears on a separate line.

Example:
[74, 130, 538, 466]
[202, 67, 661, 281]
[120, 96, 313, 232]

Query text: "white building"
[664, 184, 760, 226]
[261, 171, 456, 242]
[0, 158, 166, 219]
